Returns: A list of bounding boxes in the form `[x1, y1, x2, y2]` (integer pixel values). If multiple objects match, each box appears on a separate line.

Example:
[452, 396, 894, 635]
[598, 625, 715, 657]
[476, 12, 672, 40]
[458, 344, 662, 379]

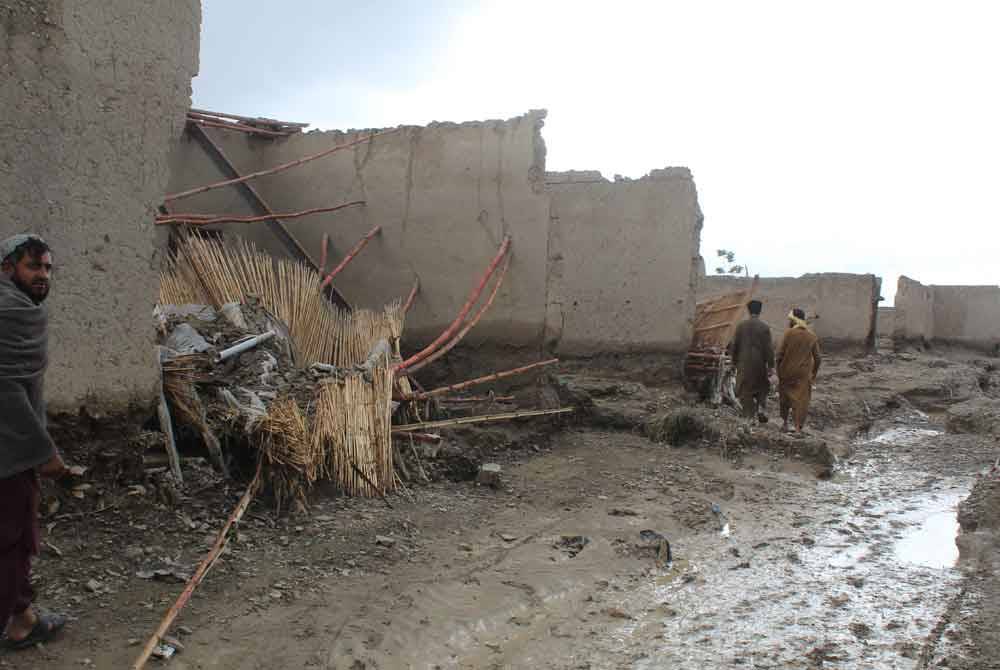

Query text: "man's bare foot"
[2, 608, 66, 651]
[4, 607, 38, 641]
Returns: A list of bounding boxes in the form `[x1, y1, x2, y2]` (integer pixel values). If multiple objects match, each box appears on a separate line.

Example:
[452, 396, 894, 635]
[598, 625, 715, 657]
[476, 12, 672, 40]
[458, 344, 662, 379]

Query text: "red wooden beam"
[318, 226, 382, 291]
[394, 237, 511, 373]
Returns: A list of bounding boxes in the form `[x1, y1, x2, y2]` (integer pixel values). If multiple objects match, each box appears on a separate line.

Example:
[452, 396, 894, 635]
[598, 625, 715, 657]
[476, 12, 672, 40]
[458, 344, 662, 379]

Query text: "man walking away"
[777, 308, 822, 435]
[728, 299, 775, 423]
[0, 234, 72, 652]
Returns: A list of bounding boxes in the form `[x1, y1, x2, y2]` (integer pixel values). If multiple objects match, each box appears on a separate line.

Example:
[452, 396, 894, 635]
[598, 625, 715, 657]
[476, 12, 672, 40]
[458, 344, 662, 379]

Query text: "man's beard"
[12, 274, 49, 305]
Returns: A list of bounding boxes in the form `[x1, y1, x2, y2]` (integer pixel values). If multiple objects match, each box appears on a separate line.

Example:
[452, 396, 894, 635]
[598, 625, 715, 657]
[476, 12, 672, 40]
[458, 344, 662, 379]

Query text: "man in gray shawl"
[0, 234, 71, 650]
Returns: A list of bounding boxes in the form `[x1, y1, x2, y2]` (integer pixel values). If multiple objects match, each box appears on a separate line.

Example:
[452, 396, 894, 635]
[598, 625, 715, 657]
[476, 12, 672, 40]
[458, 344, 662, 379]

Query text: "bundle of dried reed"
[312, 359, 394, 497]
[159, 233, 403, 367]
[253, 397, 316, 512]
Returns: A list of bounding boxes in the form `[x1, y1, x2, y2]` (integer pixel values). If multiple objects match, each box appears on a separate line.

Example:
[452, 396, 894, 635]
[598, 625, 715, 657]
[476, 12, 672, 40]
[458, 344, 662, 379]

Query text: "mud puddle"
[613, 424, 969, 669]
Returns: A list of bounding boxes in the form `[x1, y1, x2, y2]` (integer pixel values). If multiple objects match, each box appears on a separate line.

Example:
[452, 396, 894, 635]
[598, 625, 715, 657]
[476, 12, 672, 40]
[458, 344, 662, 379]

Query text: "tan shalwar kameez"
[776, 325, 822, 430]
[728, 316, 775, 419]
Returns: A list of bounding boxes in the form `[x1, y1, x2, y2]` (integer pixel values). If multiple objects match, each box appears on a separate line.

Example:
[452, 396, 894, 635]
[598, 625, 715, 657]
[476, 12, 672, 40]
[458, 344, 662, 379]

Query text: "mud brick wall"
[894, 277, 1000, 352]
[897, 277, 1000, 352]
[931, 286, 1000, 352]
[0, 1, 201, 412]
[894, 276, 936, 344]
[167, 113, 706, 355]
[698, 273, 882, 349]
[545, 169, 703, 354]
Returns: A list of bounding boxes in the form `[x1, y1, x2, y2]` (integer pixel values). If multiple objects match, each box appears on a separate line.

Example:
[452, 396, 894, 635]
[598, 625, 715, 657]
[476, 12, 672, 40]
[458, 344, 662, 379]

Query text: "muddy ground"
[4, 346, 1000, 669]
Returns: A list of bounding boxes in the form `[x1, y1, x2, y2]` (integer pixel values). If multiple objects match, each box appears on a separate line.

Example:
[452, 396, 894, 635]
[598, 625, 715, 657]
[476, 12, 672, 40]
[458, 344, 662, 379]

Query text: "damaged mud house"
[2, 2, 1000, 668]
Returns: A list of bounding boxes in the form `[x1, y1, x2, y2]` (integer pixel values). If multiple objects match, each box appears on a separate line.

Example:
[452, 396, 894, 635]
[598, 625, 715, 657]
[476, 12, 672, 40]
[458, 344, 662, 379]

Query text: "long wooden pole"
[403, 253, 510, 375]
[156, 201, 366, 226]
[164, 129, 396, 203]
[318, 225, 382, 290]
[402, 276, 420, 314]
[189, 108, 310, 128]
[131, 461, 262, 670]
[187, 117, 292, 138]
[395, 237, 511, 372]
[401, 359, 559, 400]
[392, 407, 574, 433]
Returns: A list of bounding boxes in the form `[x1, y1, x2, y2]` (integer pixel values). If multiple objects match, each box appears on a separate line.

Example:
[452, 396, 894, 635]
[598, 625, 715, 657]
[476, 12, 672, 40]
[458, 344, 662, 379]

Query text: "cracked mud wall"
[544, 169, 703, 355]
[167, 111, 551, 348]
[699, 273, 883, 349]
[1, 1, 201, 411]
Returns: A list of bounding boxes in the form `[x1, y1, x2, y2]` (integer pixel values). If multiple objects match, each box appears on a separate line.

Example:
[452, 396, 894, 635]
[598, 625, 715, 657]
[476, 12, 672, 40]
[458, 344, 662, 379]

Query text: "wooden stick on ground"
[401, 359, 559, 400]
[351, 462, 393, 509]
[395, 237, 511, 372]
[132, 461, 263, 670]
[318, 225, 382, 291]
[156, 201, 365, 226]
[392, 408, 574, 433]
[164, 130, 396, 203]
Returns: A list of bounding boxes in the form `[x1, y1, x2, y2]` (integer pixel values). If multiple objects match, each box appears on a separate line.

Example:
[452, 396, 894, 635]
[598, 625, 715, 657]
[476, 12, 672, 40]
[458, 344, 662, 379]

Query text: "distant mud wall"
[698, 273, 882, 349]
[1, 2, 201, 411]
[895, 277, 1000, 352]
[894, 276, 935, 344]
[545, 169, 703, 354]
[167, 113, 706, 356]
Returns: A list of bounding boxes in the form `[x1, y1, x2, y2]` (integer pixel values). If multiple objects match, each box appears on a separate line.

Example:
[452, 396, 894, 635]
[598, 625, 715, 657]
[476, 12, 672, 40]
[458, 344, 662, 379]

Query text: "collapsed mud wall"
[545, 169, 703, 354]
[167, 113, 706, 355]
[167, 112, 552, 348]
[0, 2, 201, 412]
[896, 277, 1000, 352]
[698, 273, 882, 348]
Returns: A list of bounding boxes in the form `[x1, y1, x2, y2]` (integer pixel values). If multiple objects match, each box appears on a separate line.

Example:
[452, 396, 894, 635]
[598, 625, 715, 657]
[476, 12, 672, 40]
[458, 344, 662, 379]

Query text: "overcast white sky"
[194, 1, 999, 304]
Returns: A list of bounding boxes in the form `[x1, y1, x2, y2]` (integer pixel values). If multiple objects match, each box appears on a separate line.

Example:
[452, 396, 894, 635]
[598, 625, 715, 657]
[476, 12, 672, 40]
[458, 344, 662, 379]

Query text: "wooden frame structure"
[684, 275, 758, 405]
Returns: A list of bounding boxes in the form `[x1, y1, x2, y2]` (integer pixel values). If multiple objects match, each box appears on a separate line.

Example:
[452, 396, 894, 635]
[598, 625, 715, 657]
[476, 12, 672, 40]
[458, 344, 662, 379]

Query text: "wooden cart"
[684, 276, 758, 406]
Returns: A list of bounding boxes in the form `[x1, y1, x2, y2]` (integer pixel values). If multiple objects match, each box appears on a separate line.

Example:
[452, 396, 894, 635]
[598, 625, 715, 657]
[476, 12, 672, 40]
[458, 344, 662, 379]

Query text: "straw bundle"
[312, 360, 394, 497]
[253, 397, 316, 512]
[159, 233, 403, 367]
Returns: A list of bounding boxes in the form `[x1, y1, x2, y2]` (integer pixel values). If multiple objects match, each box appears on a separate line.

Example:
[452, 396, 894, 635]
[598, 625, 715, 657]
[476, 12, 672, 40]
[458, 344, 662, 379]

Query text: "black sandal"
[1, 612, 67, 651]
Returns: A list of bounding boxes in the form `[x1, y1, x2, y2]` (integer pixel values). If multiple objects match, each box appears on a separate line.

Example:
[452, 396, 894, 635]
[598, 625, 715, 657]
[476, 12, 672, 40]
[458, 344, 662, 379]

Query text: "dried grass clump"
[645, 409, 720, 447]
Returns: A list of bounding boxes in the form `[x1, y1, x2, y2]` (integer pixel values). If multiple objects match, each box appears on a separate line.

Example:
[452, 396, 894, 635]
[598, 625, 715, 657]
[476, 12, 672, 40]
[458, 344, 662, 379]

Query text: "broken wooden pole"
[319, 233, 330, 276]
[164, 129, 396, 203]
[392, 407, 574, 433]
[401, 358, 559, 400]
[156, 201, 365, 226]
[155, 350, 183, 486]
[318, 225, 382, 291]
[132, 460, 262, 670]
[404, 253, 511, 375]
[395, 236, 511, 372]
[402, 276, 420, 314]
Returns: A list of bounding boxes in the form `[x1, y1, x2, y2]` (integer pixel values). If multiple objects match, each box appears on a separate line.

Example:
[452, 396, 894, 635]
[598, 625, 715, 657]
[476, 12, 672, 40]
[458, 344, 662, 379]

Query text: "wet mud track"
[161, 416, 984, 670]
